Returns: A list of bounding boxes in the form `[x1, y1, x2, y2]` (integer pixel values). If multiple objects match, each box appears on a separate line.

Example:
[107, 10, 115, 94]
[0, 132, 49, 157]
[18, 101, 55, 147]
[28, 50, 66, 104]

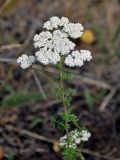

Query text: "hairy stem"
[59, 59, 69, 148]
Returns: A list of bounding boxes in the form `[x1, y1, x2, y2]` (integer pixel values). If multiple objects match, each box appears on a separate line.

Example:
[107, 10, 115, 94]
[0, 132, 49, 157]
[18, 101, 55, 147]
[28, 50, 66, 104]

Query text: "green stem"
[78, 149, 85, 160]
[32, 67, 60, 89]
[59, 59, 69, 148]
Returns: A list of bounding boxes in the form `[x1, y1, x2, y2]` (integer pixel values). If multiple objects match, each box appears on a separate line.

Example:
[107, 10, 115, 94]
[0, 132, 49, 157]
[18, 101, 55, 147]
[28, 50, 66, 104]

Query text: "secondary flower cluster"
[65, 50, 92, 67]
[60, 129, 91, 149]
[17, 16, 92, 69]
[17, 54, 35, 69]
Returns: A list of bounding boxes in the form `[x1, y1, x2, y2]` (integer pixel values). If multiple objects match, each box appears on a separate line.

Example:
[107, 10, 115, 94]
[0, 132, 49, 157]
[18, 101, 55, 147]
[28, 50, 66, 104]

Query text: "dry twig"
[0, 58, 16, 63]
[0, 0, 13, 15]
[0, 43, 21, 51]
[99, 87, 116, 112]
[32, 69, 47, 100]
[81, 149, 118, 160]
[6, 125, 56, 144]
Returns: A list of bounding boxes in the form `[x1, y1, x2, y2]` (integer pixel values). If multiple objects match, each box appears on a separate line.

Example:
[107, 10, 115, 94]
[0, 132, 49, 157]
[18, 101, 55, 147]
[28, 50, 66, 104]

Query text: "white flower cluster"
[17, 54, 35, 69]
[65, 50, 92, 67]
[17, 16, 92, 69]
[60, 129, 91, 149]
[34, 29, 75, 65]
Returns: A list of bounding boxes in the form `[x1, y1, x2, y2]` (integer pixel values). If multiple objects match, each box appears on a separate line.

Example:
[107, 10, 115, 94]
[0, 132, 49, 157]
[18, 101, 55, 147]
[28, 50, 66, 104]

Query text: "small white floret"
[50, 16, 61, 29]
[43, 21, 53, 30]
[60, 17, 69, 26]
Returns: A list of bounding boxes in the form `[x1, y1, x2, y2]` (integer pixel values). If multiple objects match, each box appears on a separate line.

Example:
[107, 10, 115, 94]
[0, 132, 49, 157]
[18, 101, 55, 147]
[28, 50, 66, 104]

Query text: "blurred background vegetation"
[0, 0, 120, 160]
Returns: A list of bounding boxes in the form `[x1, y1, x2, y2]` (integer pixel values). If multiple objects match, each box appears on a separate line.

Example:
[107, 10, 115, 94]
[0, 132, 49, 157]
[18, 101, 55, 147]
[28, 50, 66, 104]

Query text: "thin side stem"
[32, 67, 60, 89]
[78, 149, 85, 160]
[59, 59, 69, 148]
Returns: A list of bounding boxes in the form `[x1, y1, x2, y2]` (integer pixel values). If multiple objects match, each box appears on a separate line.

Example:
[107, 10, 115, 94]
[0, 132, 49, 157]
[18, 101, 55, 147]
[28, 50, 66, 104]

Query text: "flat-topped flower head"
[17, 16, 92, 69]
[60, 129, 91, 149]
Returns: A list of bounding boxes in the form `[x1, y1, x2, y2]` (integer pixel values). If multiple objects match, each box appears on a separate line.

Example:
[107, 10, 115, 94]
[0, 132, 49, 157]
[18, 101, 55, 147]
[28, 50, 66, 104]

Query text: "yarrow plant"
[17, 16, 92, 160]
